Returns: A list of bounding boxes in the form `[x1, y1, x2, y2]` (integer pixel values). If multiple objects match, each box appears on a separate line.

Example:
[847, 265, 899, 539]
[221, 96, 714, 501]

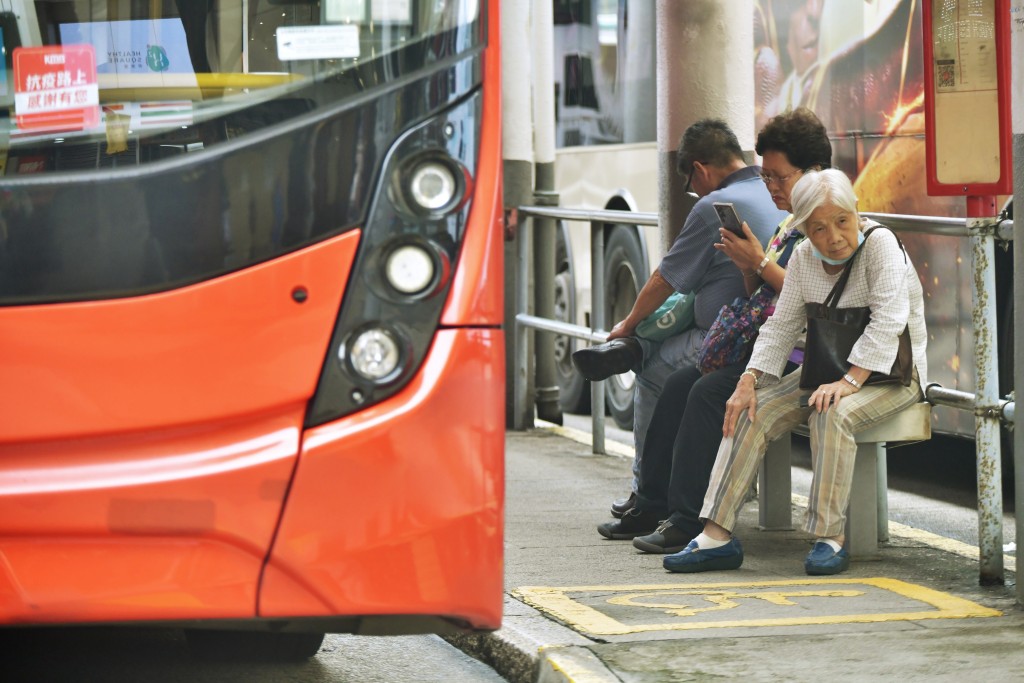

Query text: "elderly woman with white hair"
[664, 168, 928, 576]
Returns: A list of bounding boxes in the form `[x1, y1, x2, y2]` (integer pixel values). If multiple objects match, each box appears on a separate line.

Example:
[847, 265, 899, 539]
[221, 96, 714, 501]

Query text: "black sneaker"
[597, 508, 662, 540]
[610, 491, 636, 518]
[632, 520, 690, 554]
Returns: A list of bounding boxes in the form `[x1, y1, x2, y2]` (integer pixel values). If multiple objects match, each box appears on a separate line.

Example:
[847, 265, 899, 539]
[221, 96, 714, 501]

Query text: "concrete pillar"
[502, 0, 535, 429]
[531, 0, 562, 424]
[655, 0, 755, 249]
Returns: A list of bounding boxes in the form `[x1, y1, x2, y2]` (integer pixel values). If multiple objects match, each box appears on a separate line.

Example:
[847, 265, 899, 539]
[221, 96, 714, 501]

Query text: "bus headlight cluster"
[344, 327, 403, 382]
[306, 97, 479, 427]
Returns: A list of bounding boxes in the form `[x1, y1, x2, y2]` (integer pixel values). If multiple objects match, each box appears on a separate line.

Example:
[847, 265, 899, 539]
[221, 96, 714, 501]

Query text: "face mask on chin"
[812, 230, 865, 265]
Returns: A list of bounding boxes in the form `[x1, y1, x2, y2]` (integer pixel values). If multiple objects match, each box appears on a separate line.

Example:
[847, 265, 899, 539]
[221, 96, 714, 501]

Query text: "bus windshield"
[0, 0, 480, 172]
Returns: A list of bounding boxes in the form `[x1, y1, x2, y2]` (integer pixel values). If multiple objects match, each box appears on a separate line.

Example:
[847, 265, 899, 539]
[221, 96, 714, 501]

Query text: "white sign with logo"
[277, 25, 360, 61]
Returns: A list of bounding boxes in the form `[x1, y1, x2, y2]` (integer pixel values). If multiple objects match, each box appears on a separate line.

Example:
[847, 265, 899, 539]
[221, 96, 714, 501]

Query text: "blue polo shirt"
[658, 166, 788, 330]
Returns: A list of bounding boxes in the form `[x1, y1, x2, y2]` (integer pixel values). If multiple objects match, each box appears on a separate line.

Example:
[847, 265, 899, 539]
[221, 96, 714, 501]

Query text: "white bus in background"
[551, 0, 659, 429]
[550, 0, 1015, 449]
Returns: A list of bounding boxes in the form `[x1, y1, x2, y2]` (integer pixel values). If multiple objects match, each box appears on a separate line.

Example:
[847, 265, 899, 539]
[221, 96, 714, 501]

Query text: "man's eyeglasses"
[683, 162, 700, 195]
[759, 169, 802, 186]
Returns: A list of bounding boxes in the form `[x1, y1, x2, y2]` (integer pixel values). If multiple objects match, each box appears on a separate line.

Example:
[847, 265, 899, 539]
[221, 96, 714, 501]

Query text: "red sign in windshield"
[13, 44, 100, 132]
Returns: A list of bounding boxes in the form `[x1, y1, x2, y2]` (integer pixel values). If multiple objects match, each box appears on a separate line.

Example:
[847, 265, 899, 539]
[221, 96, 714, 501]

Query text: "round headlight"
[385, 243, 436, 295]
[409, 161, 456, 211]
[347, 328, 401, 381]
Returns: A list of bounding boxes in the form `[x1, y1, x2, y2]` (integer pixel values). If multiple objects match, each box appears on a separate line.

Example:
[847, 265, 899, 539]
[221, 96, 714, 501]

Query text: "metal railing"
[513, 204, 1016, 583]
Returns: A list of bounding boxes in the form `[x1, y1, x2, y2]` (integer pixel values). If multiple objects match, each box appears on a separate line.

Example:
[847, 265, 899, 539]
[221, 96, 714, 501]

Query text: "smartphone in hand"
[713, 202, 746, 238]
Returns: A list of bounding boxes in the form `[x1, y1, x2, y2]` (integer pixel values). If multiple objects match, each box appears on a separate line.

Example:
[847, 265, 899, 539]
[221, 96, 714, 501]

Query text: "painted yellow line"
[539, 421, 1018, 573]
[513, 578, 1001, 637]
[538, 647, 621, 683]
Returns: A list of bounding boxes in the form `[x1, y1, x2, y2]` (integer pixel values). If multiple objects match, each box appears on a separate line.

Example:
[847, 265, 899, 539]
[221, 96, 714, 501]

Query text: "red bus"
[0, 0, 504, 659]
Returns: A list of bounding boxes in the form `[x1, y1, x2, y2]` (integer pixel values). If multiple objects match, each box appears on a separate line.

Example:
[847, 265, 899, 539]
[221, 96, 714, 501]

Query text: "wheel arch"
[602, 190, 652, 277]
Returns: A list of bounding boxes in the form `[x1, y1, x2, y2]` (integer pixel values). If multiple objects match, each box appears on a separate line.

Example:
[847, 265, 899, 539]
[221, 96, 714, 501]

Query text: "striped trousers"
[700, 369, 922, 538]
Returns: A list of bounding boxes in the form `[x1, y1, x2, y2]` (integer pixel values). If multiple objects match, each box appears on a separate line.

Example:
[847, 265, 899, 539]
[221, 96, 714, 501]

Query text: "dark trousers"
[634, 362, 744, 538]
[635, 360, 798, 540]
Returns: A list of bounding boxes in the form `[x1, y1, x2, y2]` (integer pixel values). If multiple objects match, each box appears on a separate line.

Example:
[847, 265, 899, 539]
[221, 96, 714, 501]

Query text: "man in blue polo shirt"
[573, 119, 787, 523]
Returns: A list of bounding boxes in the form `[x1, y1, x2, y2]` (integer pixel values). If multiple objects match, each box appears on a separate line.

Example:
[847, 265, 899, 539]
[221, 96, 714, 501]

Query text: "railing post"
[969, 216, 1004, 584]
[590, 220, 606, 455]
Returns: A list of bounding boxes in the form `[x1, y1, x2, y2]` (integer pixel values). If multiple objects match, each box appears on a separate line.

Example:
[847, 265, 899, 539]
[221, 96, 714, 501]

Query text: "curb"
[445, 630, 619, 683]
[445, 597, 616, 683]
[444, 628, 538, 683]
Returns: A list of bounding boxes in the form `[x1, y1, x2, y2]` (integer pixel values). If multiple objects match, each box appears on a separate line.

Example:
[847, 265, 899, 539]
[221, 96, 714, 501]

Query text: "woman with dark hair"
[597, 108, 832, 551]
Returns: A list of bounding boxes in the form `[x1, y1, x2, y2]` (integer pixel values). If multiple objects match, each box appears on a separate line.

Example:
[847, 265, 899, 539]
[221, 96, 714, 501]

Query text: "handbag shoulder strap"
[750, 227, 802, 300]
[774, 229, 801, 269]
[862, 223, 907, 262]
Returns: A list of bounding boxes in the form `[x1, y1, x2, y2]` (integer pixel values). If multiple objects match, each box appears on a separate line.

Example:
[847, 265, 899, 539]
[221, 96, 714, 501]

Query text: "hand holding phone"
[713, 202, 746, 239]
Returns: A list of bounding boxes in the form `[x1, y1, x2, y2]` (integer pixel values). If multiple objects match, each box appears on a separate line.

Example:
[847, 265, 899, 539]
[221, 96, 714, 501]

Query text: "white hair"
[788, 169, 859, 234]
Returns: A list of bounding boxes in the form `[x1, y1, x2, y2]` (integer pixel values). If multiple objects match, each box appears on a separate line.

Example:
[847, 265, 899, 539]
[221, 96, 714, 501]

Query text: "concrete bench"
[757, 402, 932, 559]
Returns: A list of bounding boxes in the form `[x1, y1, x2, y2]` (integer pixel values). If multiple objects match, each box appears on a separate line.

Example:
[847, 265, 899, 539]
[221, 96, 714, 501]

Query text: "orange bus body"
[0, 0, 504, 635]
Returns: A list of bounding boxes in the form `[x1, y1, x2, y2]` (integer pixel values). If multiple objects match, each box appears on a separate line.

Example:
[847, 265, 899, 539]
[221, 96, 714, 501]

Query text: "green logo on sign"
[147, 45, 170, 72]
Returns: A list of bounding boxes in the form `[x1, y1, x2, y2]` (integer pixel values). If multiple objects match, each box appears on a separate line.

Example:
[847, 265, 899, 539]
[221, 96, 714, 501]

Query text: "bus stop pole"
[969, 210, 1005, 585]
[1011, 0, 1024, 607]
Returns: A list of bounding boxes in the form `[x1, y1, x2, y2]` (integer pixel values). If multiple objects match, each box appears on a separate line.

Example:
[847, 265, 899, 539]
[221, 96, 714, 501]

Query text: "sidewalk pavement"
[448, 424, 1023, 683]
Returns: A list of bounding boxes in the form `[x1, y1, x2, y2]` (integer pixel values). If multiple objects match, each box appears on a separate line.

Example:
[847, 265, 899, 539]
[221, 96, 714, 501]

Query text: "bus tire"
[185, 629, 325, 662]
[603, 226, 644, 430]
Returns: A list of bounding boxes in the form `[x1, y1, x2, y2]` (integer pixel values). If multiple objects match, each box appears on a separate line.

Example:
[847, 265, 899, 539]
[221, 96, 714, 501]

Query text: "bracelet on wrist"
[842, 373, 861, 389]
[741, 369, 760, 388]
[754, 255, 771, 276]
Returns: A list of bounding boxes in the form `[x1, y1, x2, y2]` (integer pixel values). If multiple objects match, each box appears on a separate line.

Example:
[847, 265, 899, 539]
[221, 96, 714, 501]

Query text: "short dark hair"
[754, 107, 832, 171]
[675, 119, 744, 175]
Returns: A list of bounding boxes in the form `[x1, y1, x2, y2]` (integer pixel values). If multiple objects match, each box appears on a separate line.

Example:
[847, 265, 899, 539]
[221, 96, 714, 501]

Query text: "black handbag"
[799, 227, 913, 389]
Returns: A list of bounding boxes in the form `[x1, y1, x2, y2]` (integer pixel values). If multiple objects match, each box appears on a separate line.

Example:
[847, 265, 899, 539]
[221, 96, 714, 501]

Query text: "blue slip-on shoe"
[804, 541, 850, 575]
[663, 537, 744, 573]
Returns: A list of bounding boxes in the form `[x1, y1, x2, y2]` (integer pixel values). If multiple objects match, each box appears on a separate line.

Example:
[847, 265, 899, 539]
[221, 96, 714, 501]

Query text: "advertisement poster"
[59, 18, 197, 89]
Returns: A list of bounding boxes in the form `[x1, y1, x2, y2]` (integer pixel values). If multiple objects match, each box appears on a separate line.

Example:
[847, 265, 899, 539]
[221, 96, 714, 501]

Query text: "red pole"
[965, 195, 998, 218]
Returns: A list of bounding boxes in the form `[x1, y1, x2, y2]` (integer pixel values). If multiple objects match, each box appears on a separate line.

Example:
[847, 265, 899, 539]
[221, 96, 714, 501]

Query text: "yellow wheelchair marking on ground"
[607, 588, 865, 617]
[513, 578, 1002, 636]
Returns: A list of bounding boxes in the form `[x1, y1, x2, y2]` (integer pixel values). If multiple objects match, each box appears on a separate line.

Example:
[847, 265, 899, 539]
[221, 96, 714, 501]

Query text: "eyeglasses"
[683, 161, 702, 195]
[759, 169, 802, 186]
